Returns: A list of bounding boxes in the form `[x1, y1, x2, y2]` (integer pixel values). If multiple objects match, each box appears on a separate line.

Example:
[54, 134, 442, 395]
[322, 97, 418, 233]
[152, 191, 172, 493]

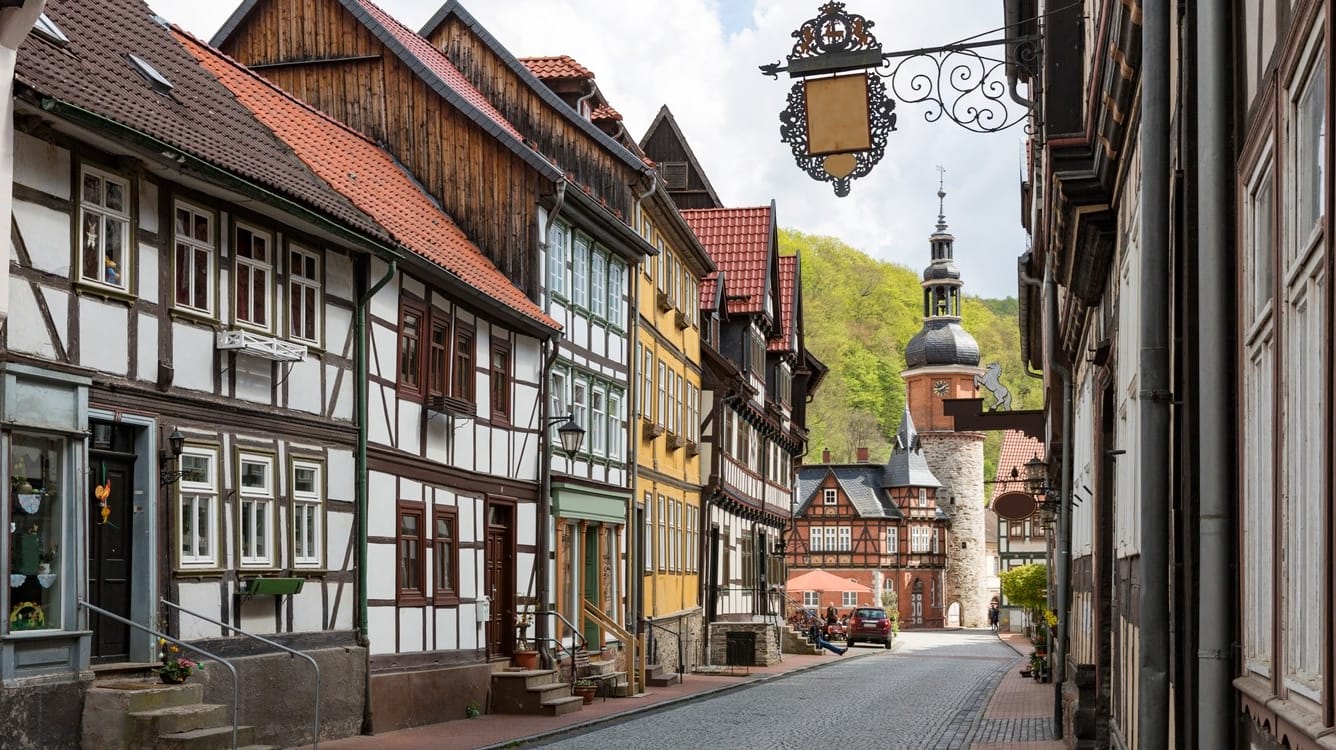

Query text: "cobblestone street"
[533, 630, 1037, 750]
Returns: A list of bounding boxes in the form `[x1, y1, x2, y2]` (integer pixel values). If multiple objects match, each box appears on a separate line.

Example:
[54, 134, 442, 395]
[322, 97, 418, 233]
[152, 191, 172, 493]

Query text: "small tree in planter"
[999, 563, 1049, 637]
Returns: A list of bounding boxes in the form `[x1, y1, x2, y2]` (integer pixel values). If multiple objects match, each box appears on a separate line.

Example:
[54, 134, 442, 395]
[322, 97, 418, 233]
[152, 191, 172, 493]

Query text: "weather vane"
[760, 2, 1041, 196]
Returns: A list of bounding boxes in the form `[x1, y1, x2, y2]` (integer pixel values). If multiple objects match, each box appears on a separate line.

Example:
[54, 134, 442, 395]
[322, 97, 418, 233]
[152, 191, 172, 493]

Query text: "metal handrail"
[79, 599, 240, 750]
[644, 617, 686, 678]
[537, 609, 587, 690]
[161, 598, 320, 749]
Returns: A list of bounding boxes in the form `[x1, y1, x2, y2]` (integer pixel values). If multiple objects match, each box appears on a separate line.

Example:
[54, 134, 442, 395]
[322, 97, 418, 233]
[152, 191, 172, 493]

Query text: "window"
[823, 489, 837, 505]
[641, 346, 654, 420]
[399, 301, 424, 393]
[911, 526, 931, 553]
[1292, 56, 1326, 255]
[803, 591, 819, 607]
[237, 454, 274, 567]
[931, 527, 940, 554]
[809, 526, 823, 552]
[428, 315, 448, 398]
[398, 504, 425, 602]
[669, 499, 679, 571]
[79, 166, 131, 290]
[177, 447, 218, 569]
[886, 528, 898, 554]
[8, 434, 66, 630]
[234, 223, 273, 329]
[608, 390, 624, 460]
[572, 235, 589, 308]
[288, 245, 321, 344]
[674, 500, 683, 572]
[591, 251, 606, 318]
[837, 527, 851, 552]
[490, 340, 511, 422]
[823, 527, 837, 552]
[842, 591, 858, 608]
[740, 530, 752, 586]
[642, 495, 653, 573]
[591, 384, 607, 455]
[686, 383, 700, 443]
[748, 329, 765, 376]
[548, 221, 568, 298]
[609, 259, 626, 327]
[173, 201, 214, 313]
[657, 361, 667, 427]
[452, 322, 475, 402]
[291, 461, 323, 568]
[674, 373, 684, 436]
[572, 377, 588, 439]
[551, 368, 568, 420]
[433, 507, 458, 600]
[657, 495, 667, 571]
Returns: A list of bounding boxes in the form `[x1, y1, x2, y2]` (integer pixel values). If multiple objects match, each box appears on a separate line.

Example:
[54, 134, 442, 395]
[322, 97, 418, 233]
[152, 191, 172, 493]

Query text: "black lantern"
[159, 427, 187, 485]
[1024, 454, 1048, 496]
[553, 415, 585, 459]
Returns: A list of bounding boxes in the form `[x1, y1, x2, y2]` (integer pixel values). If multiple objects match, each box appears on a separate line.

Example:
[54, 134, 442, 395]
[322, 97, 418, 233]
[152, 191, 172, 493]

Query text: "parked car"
[846, 607, 893, 648]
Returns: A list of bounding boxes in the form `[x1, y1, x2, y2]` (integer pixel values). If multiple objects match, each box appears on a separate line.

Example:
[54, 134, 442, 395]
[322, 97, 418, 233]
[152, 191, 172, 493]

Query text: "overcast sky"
[147, 0, 1029, 300]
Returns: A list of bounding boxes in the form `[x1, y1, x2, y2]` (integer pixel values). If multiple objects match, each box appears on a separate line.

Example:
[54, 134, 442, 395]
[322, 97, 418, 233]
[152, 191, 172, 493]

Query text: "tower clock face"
[933, 379, 949, 396]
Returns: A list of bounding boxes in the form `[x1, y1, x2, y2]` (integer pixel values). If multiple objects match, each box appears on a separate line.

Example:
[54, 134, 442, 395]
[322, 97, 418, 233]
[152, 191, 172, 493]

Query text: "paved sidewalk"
[297, 632, 1064, 750]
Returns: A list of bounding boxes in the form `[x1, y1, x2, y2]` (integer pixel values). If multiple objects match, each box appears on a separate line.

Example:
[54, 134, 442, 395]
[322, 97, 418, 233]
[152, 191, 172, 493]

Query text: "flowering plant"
[158, 639, 202, 682]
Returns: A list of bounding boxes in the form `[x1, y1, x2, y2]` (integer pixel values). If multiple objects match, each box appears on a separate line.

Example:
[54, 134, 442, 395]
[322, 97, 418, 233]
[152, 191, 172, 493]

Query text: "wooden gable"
[640, 105, 723, 210]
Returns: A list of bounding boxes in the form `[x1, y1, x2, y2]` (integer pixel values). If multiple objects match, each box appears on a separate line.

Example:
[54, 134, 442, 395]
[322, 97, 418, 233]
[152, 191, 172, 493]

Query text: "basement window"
[127, 54, 173, 95]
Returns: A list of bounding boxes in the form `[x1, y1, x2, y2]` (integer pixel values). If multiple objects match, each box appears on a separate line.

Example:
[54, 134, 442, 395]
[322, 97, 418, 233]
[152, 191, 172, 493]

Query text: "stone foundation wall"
[706, 622, 780, 667]
[0, 679, 87, 749]
[646, 610, 703, 673]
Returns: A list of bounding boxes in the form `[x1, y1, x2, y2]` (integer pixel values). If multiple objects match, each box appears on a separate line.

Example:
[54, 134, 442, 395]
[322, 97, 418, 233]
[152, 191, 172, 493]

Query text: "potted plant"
[1030, 652, 1049, 683]
[157, 639, 203, 684]
[512, 611, 539, 670]
[572, 678, 597, 704]
[37, 544, 58, 575]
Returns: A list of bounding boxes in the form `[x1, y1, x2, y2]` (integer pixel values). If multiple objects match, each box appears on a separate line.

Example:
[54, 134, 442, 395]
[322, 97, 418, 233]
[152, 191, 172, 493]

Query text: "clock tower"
[901, 182, 987, 628]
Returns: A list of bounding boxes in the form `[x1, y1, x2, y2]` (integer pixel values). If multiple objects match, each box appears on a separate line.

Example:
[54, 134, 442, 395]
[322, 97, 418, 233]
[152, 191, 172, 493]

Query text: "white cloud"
[150, 0, 1029, 298]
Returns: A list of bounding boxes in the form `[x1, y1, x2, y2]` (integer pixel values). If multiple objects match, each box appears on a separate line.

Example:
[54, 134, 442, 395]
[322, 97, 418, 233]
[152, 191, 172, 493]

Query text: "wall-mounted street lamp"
[159, 427, 187, 485]
[1024, 453, 1060, 531]
[550, 414, 585, 460]
[760, 2, 1042, 196]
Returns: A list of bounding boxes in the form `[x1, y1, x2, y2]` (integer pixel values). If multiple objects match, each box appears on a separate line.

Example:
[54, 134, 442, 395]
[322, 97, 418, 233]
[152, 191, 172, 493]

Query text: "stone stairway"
[490, 668, 585, 716]
[578, 651, 629, 697]
[644, 663, 680, 687]
[780, 624, 822, 655]
[82, 679, 275, 750]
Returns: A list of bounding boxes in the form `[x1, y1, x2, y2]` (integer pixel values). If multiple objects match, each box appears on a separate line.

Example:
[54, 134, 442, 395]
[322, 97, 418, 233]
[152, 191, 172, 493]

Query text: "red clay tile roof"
[991, 430, 1044, 503]
[17, 0, 386, 244]
[700, 271, 720, 310]
[349, 0, 526, 143]
[769, 255, 797, 352]
[520, 55, 594, 80]
[181, 32, 558, 332]
[590, 103, 622, 122]
[682, 206, 773, 315]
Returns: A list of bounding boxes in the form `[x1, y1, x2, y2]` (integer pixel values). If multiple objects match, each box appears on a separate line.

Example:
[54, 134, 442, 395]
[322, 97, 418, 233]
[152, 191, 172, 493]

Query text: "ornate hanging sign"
[761, 1, 1041, 196]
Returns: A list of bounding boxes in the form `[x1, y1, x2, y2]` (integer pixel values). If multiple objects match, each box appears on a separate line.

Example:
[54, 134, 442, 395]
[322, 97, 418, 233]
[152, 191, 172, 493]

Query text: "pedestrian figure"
[988, 603, 1000, 631]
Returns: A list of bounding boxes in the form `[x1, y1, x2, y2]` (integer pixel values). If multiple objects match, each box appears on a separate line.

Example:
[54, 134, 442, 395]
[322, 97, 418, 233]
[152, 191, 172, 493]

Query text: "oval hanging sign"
[992, 491, 1037, 521]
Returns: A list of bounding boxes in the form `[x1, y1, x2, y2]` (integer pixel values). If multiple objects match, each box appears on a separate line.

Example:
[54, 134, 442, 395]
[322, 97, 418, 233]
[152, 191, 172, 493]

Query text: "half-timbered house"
[186, 34, 563, 731]
[987, 430, 1046, 632]
[2, 1, 414, 745]
[793, 409, 951, 629]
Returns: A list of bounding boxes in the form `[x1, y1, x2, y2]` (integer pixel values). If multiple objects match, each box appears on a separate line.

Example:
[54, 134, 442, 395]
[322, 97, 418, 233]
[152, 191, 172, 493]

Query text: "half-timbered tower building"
[187, 35, 563, 731]
[901, 188, 985, 629]
[1, 1, 422, 744]
[793, 408, 951, 628]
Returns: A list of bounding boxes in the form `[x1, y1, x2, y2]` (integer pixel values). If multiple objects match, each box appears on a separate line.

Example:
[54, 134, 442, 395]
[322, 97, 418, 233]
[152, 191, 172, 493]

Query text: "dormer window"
[33, 14, 70, 46]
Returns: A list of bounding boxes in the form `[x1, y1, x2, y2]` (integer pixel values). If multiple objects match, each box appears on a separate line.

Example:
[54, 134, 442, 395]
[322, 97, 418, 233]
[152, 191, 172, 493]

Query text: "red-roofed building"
[985, 430, 1047, 631]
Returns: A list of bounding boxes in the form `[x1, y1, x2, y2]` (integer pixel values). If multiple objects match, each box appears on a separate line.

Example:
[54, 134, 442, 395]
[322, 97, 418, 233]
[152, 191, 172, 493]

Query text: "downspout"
[576, 81, 598, 117]
[1138, 0, 1172, 745]
[536, 183, 567, 659]
[1020, 261, 1044, 380]
[1195, 0, 1235, 744]
[356, 254, 396, 733]
[627, 173, 655, 693]
[1044, 252, 1072, 740]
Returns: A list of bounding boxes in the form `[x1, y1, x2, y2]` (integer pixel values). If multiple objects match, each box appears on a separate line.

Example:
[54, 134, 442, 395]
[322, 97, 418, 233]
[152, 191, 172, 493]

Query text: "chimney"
[856, 447, 870, 463]
[822, 448, 831, 463]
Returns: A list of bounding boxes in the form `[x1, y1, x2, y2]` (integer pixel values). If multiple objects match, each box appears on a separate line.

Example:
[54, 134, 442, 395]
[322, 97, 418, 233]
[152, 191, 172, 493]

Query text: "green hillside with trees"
[780, 229, 1042, 481]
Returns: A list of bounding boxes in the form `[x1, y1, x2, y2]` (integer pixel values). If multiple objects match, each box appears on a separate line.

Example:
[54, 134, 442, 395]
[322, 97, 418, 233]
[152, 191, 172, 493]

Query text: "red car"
[846, 607, 893, 648]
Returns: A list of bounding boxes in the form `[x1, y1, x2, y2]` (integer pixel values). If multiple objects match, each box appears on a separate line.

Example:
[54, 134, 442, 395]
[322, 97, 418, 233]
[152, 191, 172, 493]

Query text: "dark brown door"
[88, 455, 134, 662]
[485, 503, 514, 657]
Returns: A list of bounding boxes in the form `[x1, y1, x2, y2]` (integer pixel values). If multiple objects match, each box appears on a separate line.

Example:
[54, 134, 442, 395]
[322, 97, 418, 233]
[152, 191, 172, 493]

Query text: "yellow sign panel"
[804, 74, 872, 156]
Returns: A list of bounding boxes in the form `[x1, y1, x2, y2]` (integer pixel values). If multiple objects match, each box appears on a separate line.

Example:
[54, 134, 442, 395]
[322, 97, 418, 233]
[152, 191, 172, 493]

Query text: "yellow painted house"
[632, 185, 714, 677]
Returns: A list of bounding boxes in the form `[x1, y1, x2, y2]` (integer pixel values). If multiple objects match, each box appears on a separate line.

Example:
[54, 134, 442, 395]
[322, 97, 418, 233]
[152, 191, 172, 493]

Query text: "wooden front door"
[485, 503, 514, 657]
[88, 455, 134, 662]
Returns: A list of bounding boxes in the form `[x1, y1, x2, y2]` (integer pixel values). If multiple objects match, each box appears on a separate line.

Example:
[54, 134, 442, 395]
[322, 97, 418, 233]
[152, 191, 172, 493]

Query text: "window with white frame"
[173, 201, 214, 313]
[809, 526, 823, 552]
[551, 368, 568, 421]
[591, 251, 607, 318]
[235, 223, 273, 330]
[688, 505, 697, 572]
[931, 527, 940, 554]
[572, 377, 588, 439]
[608, 390, 624, 460]
[591, 384, 607, 455]
[842, 591, 857, 608]
[686, 383, 700, 442]
[79, 166, 131, 290]
[837, 526, 851, 551]
[572, 234, 589, 308]
[823, 488, 837, 505]
[670, 499, 680, 572]
[288, 245, 321, 344]
[657, 495, 667, 571]
[674, 372, 684, 436]
[291, 460, 323, 568]
[238, 454, 275, 567]
[642, 346, 654, 420]
[657, 361, 667, 427]
[177, 447, 218, 568]
[548, 221, 568, 298]
[911, 525, 931, 553]
[803, 591, 819, 607]
[823, 527, 837, 552]
[642, 494, 653, 573]
[886, 527, 898, 554]
[609, 259, 626, 327]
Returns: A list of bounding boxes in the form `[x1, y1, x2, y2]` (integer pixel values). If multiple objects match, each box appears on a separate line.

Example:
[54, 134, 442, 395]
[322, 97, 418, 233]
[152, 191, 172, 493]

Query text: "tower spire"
[936, 165, 947, 232]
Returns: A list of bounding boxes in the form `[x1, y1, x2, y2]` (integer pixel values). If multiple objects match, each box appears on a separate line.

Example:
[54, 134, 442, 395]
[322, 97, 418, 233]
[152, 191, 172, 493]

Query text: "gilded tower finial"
[935, 165, 947, 232]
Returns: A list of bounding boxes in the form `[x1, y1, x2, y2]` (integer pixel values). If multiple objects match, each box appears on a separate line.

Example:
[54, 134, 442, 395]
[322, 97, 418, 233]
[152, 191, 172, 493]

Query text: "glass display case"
[7, 433, 64, 632]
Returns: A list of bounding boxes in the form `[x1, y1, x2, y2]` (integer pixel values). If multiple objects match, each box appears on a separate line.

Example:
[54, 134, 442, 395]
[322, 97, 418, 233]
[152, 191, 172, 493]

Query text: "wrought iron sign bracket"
[761, 1, 1042, 196]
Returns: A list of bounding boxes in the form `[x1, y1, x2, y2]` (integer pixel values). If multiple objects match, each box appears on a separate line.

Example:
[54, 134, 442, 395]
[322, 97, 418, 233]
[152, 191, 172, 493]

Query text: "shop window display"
[8, 434, 64, 632]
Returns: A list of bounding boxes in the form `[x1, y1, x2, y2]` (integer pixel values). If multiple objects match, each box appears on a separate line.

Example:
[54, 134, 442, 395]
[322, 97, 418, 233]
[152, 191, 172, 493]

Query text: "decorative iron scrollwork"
[788, 1, 880, 60]
[778, 74, 897, 197]
[876, 38, 1039, 134]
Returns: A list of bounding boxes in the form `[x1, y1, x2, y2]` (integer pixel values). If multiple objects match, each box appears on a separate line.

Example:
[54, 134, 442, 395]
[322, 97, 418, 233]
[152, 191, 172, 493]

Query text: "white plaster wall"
[325, 304, 353, 358]
[396, 400, 422, 455]
[367, 382, 392, 448]
[174, 323, 215, 392]
[80, 296, 129, 375]
[13, 202, 69, 275]
[289, 587, 326, 632]
[236, 596, 276, 635]
[325, 362, 350, 421]
[233, 354, 272, 403]
[367, 606, 396, 655]
[137, 312, 157, 383]
[398, 609, 424, 652]
[327, 511, 354, 570]
[325, 251, 355, 303]
[328, 449, 354, 502]
[366, 542, 397, 601]
[5, 283, 58, 358]
[368, 319, 397, 383]
[367, 471, 397, 538]
[14, 132, 69, 198]
[139, 181, 158, 235]
[177, 582, 220, 640]
[136, 240, 158, 304]
[287, 356, 322, 414]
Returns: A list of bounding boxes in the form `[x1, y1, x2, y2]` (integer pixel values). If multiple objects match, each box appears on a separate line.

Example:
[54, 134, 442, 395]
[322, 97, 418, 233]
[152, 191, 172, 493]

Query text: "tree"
[999, 563, 1049, 622]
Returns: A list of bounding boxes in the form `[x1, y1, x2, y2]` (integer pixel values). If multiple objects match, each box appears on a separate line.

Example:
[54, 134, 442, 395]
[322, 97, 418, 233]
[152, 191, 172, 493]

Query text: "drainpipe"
[1138, 0, 1172, 746]
[1019, 261, 1044, 380]
[1195, 0, 1235, 744]
[576, 81, 598, 117]
[536, 184, 567, 660]
[627, 174, 655, 692]
[356, 254, 395, 733]
[1043, 254, 1073, 740]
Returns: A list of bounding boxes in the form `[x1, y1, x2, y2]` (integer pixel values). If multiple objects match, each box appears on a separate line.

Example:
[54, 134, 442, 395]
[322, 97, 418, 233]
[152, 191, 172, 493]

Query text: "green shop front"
[551, 482, 627, 649]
